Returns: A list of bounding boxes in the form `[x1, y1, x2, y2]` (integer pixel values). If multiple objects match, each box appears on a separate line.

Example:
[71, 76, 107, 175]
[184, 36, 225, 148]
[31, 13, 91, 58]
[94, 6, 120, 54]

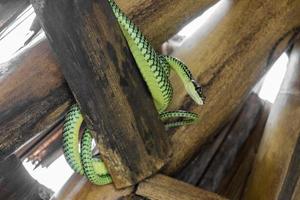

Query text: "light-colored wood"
[164, 0, 300, 173]
[243, 41, 300, 200]
[136, 174, 227, 200]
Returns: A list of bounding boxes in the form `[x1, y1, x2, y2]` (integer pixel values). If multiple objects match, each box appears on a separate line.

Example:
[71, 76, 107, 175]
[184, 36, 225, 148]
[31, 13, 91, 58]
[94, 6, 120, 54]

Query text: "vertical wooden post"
[243, 42, 300, 200]
[31, 0, 170, 188]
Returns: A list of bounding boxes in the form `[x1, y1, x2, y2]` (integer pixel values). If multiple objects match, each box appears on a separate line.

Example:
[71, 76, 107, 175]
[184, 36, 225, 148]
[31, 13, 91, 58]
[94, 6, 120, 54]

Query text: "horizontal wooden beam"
[136, 174, 227, 200]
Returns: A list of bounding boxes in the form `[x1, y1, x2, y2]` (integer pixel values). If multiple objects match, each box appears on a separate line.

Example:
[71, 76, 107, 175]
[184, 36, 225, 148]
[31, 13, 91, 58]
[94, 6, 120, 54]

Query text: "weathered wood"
[0, 155, 53, 200]
[136, 174, 227, 200]
[175, 118, 236, 185]
[0, 40, 72, 159]
[218, 101, 271, 200]
[51, 173, 133, 200]
[0, 0, 217, 160]
[164, 0, 300, 174]
[32, 0, 170, 188]
[243, 41, 300, 200]
[175, 94, 263, 191]
[198, 94, 262, 191]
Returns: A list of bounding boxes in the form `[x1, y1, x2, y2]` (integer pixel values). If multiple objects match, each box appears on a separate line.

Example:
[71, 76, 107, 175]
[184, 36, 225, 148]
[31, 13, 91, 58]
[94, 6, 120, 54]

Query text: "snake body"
[63, 0, 205, 185]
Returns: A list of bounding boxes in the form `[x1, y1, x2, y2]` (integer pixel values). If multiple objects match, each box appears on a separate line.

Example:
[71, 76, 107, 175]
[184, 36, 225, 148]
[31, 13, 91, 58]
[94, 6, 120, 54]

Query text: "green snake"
[63, 0, 205, 186]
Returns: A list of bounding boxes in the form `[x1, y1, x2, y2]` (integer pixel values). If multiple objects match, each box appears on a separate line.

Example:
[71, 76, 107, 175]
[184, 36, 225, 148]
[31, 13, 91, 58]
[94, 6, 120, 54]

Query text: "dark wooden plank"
[175, 119, 235, 185]
[198, 94, 263, 191]
[136, 174, 228, 200]
[243, 41, 300, 200]
[32, 0, 170, 188]
[0, 155, 53, 200]
[218, 101, 271, 200]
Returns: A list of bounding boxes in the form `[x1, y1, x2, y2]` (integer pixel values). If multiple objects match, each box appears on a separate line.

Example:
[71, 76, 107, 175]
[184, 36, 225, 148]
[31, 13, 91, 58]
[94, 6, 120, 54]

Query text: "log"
[32, 0, 170, 188]
[136, 174, 227, 200]
[1, 0, 300, 193]
[0, 40, 72, 159]
[0, 155, 53, 200]
[243, 41, 300, 200]
[164, 0, 300, 173]
[0, 0, 218, 160]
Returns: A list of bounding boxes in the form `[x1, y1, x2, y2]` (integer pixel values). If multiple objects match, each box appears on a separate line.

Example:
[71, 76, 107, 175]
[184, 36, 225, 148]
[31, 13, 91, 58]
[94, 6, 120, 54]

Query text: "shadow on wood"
[243, 41, 300, 200]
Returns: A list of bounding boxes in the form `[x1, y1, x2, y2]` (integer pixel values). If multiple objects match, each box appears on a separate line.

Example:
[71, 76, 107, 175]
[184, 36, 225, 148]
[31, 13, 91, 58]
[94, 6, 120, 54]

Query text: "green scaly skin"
[63, 0, 206, 186]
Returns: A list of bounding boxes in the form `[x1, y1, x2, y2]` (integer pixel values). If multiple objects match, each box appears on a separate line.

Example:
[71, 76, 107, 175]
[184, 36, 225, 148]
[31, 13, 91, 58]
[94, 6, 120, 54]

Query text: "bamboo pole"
[243, 41, 300, 200]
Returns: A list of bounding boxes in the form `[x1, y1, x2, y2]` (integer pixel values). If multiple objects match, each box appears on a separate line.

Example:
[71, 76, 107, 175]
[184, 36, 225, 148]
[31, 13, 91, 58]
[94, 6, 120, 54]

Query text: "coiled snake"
[63, 0, 206, 185]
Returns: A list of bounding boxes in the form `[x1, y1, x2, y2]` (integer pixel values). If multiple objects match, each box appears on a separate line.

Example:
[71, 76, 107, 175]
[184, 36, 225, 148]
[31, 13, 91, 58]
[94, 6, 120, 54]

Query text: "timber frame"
[1, 0, 300, 199]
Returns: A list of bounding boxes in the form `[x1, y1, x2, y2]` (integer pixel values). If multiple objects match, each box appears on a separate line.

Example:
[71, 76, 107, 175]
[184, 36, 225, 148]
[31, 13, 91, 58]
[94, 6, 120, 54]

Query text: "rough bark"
[243, 41, 300, 200]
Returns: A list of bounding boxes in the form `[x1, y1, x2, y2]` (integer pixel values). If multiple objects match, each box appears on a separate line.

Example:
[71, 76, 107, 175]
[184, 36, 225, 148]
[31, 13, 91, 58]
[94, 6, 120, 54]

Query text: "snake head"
[187, 80, 205, 105]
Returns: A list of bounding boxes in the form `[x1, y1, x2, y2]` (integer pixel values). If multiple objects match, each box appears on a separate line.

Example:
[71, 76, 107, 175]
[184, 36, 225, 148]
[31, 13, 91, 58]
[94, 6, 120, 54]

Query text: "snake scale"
[63, 0, 205, 185]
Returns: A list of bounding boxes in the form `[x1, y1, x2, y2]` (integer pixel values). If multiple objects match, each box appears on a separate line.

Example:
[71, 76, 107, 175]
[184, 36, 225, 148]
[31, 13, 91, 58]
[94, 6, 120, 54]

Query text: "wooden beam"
[0, 40, 72, 159]
[32, 0, 169, 188]
[136, 174, 227, 200]
[0, 155, 53, 200]
[243, 41, 300, 200]
[175, 93, 263, 191]
[164, 0, 300, 174]
[218, 101, 271, 200]
[0, 0, 217, 160]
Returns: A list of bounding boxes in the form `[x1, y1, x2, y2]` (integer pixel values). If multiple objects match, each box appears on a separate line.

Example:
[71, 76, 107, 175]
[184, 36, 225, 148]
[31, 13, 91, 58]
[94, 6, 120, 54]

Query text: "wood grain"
[32, 0, 170, 188]
[243, 41, 300, 200]
[164, 0, 300, 174]
[136, 174, 227, 200]
[0, 0, 217, 160]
